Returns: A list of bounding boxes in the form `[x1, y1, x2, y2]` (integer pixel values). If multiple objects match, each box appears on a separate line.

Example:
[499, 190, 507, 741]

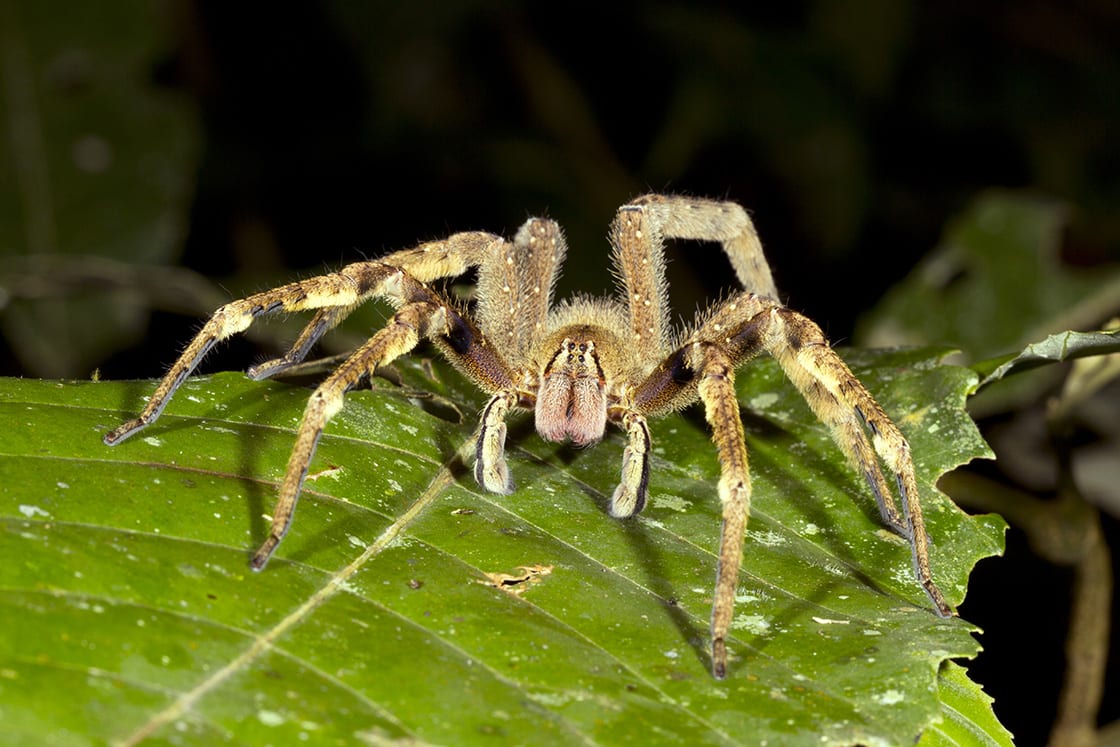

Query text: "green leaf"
[920, 662, 1014, 747]
[0, 348, 1004, 745]
[973, 328, 1120, 388]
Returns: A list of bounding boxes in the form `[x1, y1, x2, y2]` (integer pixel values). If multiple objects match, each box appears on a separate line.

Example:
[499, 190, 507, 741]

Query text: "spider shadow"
[616, 513, 709, 673]
[547, 439, 708, 674]
[104, 380, 150, 421]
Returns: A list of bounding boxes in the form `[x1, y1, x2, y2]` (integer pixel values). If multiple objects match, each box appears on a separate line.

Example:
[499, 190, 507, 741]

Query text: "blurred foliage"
[858, 192, 1120, 363]
[3, 1, 1119, 378]
[0, 0, 196, 377]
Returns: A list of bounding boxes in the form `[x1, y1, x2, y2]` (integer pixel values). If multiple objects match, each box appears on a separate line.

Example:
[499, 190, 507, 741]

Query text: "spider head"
[535, 337, 608, 447]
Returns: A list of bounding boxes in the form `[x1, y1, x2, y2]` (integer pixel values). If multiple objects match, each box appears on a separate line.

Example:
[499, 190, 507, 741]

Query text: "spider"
[104, 194, 952, 678]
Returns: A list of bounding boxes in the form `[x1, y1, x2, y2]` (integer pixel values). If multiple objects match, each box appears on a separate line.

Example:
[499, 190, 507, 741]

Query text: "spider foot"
[103, 417, 149, 446]
[608, 482, 643, 518]
[711, 638, 728, 680]
[246, 358, 291, 381]
[474, 456, 513, 495]
[250, 535, 281, 571]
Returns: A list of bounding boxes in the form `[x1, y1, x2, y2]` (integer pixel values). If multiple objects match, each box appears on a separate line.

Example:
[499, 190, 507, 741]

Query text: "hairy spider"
[104, 194, 952, 678]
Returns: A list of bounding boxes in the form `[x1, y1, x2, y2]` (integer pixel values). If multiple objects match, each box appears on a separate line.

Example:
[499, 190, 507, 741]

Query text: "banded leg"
[475, 390, 519, 494]
[103, 265, 397, 445]
[610, 194, 779, 357]
[247, 305, 355, 381]
[104, 232, 507, 446]
[693, 344, 752, 680]
[475, 218, 565, 368]
[251, 300, 447, 569]
[745, 305, 951, 617]
[608, 410, 651, 518]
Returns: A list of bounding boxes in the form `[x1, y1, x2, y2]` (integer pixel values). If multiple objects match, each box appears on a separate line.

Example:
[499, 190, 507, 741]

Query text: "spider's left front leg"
[692, 343, 753, 680]
[730, 300, 953, 620]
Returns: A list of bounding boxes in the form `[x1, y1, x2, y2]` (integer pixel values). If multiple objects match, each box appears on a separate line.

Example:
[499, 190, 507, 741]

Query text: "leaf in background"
[857, 191, 1120, 364]
[0, 347, 1005, 745]
[972, 328, 1120, 388]
[0, 0, 196, 377]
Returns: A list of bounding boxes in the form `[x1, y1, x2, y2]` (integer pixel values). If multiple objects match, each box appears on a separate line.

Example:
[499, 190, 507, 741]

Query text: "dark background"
[4, 1, 1119, 742]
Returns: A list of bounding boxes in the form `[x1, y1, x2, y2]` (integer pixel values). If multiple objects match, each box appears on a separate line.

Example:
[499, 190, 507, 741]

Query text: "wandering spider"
[104, 194, 952, 678]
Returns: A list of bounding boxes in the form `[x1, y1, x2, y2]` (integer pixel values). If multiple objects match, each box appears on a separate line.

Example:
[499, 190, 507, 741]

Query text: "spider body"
[105, 194, 952, 679]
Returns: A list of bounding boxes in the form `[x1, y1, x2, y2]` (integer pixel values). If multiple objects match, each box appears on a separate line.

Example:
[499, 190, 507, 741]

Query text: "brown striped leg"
[247, 305, 355, 381]
[747, 305, 951, 617]
[693, 344, 752, 679]
[103, 263, 399, 446]
[608, 410, 652, 518]
[250, 301, 447, 569]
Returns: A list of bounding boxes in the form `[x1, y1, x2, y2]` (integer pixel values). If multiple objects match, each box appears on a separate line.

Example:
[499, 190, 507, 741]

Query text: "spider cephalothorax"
[105, 194, 952, 678]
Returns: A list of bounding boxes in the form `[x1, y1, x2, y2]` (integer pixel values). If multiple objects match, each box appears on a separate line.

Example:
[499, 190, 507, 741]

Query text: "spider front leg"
[621, 341, 752, 679]
[692, 344, 753, 679]
[470, 217, 567, 497]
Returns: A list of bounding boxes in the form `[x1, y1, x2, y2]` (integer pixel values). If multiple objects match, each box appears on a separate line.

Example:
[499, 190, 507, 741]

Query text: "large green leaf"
[0, 348, 1004, 745]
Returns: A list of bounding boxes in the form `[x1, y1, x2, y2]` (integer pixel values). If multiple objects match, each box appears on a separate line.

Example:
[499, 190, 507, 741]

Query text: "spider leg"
[247, 305, 355, 381]
[103, 265, 398, 445]
[251, 299, 449, 569]
[692, 343, 752, 680]
[628, 288, 952, 675]
[700, 296, 952, 618]
[475, 390, 518, 494]
[104, 232, 505, 445]
[607, 409, 651, 518]
[470, 217, 566, 496]
[475, 218, 565, 366]
[610, 194, 779, 358]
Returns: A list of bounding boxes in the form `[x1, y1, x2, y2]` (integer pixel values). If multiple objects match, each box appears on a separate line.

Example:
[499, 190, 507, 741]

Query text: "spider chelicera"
[105, 193, 952, 678]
